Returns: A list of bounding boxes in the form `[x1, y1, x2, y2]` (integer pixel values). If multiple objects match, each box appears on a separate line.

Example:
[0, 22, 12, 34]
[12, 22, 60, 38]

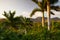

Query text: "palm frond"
[30, 8, 42, 17]
[50, 11, 55, 15]
[50, 0, 58, 4]
[32, 0, 38, 4]
[3, 11, 9, 19]
[32, 0, 42, 7]
[51, 6, 60, 11]
[12, 11, 15, 17]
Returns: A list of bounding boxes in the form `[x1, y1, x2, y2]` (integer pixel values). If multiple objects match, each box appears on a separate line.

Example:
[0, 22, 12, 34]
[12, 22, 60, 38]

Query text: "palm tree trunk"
[47, 0, 50, 30]
[42, 11, 44, 27]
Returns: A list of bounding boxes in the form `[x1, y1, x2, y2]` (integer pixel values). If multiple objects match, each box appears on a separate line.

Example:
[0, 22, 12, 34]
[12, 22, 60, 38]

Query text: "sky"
[0, 0, 60, 18]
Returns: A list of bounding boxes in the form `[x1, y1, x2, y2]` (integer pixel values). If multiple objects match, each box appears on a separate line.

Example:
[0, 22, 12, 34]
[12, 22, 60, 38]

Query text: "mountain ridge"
[30, 17, 60, 22]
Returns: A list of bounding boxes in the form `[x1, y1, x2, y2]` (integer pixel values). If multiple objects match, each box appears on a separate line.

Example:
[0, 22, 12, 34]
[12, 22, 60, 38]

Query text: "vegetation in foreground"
[0, 21, 60, 40]
[0, 11, 60, 40]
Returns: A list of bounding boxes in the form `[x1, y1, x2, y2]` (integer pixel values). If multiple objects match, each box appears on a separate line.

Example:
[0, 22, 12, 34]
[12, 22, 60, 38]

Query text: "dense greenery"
[0, 11, 60, 40]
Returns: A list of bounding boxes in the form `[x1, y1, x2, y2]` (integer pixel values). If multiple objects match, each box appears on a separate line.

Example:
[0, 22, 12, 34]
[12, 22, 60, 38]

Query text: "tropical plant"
[46, 0, 59, 30]
[19, 16, 33, 34]
[0, 18, 60, 40]
[30, 0, 60, 30]
[30, 0, 56, 27]
[2, 11, 21, 29]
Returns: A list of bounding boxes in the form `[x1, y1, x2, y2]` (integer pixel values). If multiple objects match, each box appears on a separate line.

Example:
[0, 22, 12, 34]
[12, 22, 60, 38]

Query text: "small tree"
[3, 11, 21, 29]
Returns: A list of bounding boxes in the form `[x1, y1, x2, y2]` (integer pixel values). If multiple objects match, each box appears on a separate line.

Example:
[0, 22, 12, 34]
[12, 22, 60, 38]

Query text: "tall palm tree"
[47, 0, 59, 30]
[30, 0, 56, 27]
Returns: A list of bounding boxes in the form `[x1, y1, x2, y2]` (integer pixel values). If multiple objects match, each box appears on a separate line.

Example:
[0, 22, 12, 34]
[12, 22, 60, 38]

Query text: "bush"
[0, 21, 60, 40]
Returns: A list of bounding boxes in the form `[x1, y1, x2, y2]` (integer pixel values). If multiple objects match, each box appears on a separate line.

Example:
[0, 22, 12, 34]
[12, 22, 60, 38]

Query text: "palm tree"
[47, 0, 59, 30]
[3, 11, 21, 29]
[30, 0, 55, 27]
[30, 0, 60, 30]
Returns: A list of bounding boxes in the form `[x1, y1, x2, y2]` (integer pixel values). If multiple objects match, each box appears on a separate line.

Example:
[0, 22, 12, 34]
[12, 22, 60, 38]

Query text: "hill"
[30, 17, 60, 22]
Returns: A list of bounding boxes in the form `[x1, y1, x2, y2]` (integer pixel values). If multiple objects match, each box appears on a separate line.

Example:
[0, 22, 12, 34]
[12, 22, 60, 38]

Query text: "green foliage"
[0, 21, 60, 40]
[0, 11, 60, 40]
[2, 11, 21, 29]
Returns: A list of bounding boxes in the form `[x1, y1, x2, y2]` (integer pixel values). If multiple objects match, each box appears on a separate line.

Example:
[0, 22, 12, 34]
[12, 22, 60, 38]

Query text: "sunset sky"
[0, 0, 60, 18]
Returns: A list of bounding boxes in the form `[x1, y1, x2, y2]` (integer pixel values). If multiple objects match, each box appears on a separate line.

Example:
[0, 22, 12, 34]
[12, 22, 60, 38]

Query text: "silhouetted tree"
[3, 11, 21, 29]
